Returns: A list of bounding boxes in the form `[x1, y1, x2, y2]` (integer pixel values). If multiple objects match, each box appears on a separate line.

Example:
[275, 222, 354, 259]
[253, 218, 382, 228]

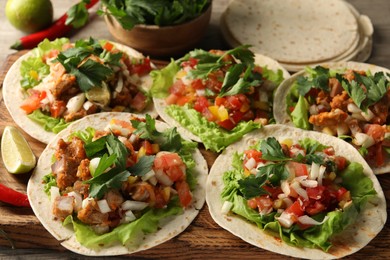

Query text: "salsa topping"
[20, 38, 152, 131]
[165, 46, 284, 130]
[288, 66, 390, 167]
[44, 115, 195, 235]
[233, 137, 352, 230]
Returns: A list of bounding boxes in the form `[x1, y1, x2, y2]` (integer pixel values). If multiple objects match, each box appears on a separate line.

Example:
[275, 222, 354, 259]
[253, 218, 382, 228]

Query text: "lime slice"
[1, 126, 36, 174]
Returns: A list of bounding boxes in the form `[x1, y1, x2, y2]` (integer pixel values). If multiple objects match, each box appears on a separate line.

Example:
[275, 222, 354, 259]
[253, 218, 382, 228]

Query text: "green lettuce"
[28, 109, 70, 133]
[166, 104, 260, 152]
[290, 95, 310, 130]
[150, 60, 180, 98]
[221, 154, 377, 251]
[63, 201, 182, 249]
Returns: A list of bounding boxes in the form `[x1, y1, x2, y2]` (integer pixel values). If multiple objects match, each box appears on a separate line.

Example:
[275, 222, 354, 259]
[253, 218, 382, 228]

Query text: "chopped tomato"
[166, 93, 179, 105]
[181, 57, 198, 68]
[230, 110, 244, 124]
[141, 140, 153, 155]
[244, 149, 263, 163]
[334, 156, 347, 171]
[193, 96, 210, 113]
[50, 100, 66, 118]
[375, 143, 385, 167]
[364, 124, 385, 142]
[103, 42, 114, 51]
[153, 152, 185, 182]
[42, 49, 60, 62]
[176, 96, 192, 106]
[263, 186, 283, 200]
[323, 147, 335, 156]
[128, 57, 152, 76]
[191, 78, 205, 90]
[284, 200, 304, 218]
[336, 187, 350, 201]
[169, 79, 187, 96]
[215, 96, 226, 106]
[20, 90, 47, 114]
[130, 92, 147, 112]
[306, 185, 326, 200]
[175, 181, 192, 207]
[217, 119, 236, 130]
[251, 195, 274, 213]
[305, 201, 326, 216]
[288, 161, 308, 177]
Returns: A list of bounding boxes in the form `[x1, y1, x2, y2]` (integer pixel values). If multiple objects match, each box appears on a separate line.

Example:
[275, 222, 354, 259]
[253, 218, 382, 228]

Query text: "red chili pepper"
[10, 0, 99, 50]
[0, 183, 30, 207]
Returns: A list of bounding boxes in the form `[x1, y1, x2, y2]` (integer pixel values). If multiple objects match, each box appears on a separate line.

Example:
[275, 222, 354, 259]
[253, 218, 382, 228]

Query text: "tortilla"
[220, 0, 373, 72]
[153, 52, 290, 144]
[223, 0, 359, 64]
[206, 124, 386, 259]
[2, 40, 157, 144]
[27, 112, 208, 256]
[273, 61, 390, 174]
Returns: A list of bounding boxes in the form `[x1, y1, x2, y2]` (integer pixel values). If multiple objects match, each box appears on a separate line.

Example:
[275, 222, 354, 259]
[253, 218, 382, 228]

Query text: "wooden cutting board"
[0, 51, 390, 259]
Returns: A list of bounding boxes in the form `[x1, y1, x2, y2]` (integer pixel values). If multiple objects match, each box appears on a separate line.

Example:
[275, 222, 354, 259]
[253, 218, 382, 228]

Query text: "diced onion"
[318, 165, 326, 186]
[67, 191, 82, 212]
[129, 134, 137, 143]
[309, 104, 319, 115]
[97, 199, 111, 213]
[82, 197, 94, 209]
[221, 201, 233, 215]
[124, 210, 137, 223]
[66, 93, 85, 113]
[83, 100, 94, 111]
[121, 200, 149, 211]
[354, 133, 375, 148]
[290, 181, 308, 200]
[155, 169, 173, 186]
[298, 215, 329, 226]
[276, 212, 294, 228]
[89, 157, 101, 176]
[141, 169, 156, 182]
[361, 109, 374, 121]
[281, 180, 290, 196]
[300, 179, 318, 188]
[115, 75, 124, 93]
[309, 163, 320, 180]
[196, 89, 206, 96]
[337, 123, 349, 136]
[244, 157, 257, 171]
[351, 112, 366, 121]
[347, 103, 361, 113]
[258, 90, 268, 102]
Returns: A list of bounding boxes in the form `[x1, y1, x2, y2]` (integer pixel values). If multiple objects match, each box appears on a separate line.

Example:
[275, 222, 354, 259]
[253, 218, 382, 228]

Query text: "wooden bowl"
[104, 4, 212, 57]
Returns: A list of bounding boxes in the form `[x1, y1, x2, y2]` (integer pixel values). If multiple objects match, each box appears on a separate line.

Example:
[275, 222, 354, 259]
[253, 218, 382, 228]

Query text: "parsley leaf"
[92, 153, 117, 177]
[131, 114, 160, 140]
[66, 0, 91, 29]
[106, 134, 128, 170]
[127, 155, 155, 176]
[219, 65, 260, 97]
[340, 78, 366, 108]
[238, 174, 269, 199]
[260, 137, 291, 161]
[71, 59, 113, 92]
[258, 163, 289, 186]
[296, 66, 330, 96]
[85, 168, 130, 198]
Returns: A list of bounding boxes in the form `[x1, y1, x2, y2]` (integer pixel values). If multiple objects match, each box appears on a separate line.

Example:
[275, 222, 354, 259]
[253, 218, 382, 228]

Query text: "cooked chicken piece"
[105, 190, 124, 211]
[309, 109, 348, 126]
[76, 159, 91, 181]
[52, 196, 74, 221]
[330, 91, 351, 110]
[77, 199, 109, 225]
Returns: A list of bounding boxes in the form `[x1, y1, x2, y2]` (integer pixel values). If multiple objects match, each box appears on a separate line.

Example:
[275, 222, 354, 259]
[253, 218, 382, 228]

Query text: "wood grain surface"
[1, 50, 390, 260]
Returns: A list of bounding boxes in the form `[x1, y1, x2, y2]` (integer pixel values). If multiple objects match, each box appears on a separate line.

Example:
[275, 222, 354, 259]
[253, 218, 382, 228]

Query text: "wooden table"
[0, 0, 390, 259]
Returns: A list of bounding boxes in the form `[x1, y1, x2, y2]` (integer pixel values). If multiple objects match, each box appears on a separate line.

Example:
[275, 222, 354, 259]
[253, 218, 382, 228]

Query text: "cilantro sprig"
[296, 66, 330, 96]
[183, 45, 261, 97]
[237, 137, 329, 199]
[54, 38, 122, 92]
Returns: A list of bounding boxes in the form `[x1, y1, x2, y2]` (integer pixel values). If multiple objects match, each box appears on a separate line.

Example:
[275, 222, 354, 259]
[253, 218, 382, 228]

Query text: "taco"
[27, 112, 207, 256]
[273, 62, 390, 174]
[150, 46, 290, 152]
[3, 37, 156, 144]
[206, 124, 386, 259]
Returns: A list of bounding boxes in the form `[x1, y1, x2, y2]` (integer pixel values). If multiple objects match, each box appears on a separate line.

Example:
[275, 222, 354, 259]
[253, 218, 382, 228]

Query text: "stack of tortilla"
[220, 0, 373, 72]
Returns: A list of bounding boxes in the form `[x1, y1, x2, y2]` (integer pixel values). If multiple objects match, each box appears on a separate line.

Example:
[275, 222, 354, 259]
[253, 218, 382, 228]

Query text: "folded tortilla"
[27, 112, 208, 256]
[2, 41, 157, 144]
[206, 124, 386, 259]
[273, 61, 390, 174]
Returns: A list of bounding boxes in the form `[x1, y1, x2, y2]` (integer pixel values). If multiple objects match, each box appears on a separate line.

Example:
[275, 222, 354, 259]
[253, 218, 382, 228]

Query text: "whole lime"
[5, 0, 53, 33]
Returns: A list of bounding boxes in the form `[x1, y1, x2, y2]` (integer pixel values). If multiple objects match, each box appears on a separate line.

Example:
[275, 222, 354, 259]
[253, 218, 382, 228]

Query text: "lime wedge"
[1, 126, 36, 174]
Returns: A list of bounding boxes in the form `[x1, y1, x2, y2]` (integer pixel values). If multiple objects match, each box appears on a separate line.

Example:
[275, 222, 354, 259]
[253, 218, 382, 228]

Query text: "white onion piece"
[148, 176, 158, 186]
[309, 163, 320, 180]
[351, 112, 366, 121]
[276, 212, 294, 228]
[141, 169, 156, 182]
[354, 133, 375, 148]
[129, 134, 137, 143]
[221, 201, 233, 215]
[298, 215, 329, 226]
[124, 210, 137, 222]
[154, 169, 173, 186]
[115, 75, 124, 93]
[347, 103, 361, 113]
[361, 109, 374, 121]
[66, 93, 85, 113]
[337, 123, 349, 136]
[196, 89, 206, 96]
[97, 199, 111, 213]
[89, 157, 101, 176]
[300, 179, 318, 188]
[258, 90, 268, 102]
[281, 180, 290, 196]
[82, 197, 94, 209]
[318, 166, 326, 186]
[245, 157, 257, 170]
[290, 181, 308, 200]
[83, 100, 94, 111]
[122, 200, 149, 211]
[294, 176, 307, 182]
[67, 191, 82, 212]
[309, 104, 319, 115]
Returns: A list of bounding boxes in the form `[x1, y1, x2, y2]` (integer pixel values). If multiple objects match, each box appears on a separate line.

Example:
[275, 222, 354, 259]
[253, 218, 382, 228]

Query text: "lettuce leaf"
[150, 60, 180, 98]
[290, 95, 310, 130]
[28, 109, 70, 133]
[166, 104, 260, 152]
[64, 202, 183, 249]
[221, 153, 377, 251]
